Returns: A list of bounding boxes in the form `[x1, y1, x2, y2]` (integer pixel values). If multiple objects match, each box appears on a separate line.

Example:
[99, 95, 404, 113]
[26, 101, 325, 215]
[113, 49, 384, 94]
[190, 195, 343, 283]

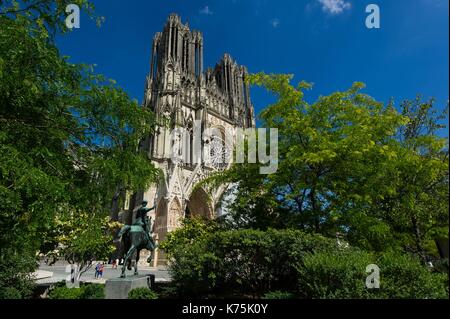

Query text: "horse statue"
[118, 200, 157, 278]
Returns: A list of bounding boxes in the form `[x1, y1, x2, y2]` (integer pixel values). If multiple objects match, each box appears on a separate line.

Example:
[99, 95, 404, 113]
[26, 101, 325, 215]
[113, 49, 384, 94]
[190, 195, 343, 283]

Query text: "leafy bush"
[48, 283, 105, 299]
[162, 219, 448, 299]
[0, 287, 23, 299]
[48, 286, 85, 299]
[80, 283, 105, 299]
[297, 249, 376, 298]
[128, 287, 158, 299]
[162, 219, 337, 297]
[375, 252, 448, 299]
[0, 251, 36, 299]
[296, 250, 448, 299]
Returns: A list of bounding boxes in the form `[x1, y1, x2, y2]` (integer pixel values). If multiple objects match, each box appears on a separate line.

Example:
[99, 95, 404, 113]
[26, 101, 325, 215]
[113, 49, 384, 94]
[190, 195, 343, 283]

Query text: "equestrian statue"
[118, 200, 157, 278]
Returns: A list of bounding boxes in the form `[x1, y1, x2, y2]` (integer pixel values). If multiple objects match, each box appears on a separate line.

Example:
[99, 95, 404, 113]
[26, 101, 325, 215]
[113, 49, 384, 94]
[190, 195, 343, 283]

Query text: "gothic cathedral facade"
[126, 14, 255, 264]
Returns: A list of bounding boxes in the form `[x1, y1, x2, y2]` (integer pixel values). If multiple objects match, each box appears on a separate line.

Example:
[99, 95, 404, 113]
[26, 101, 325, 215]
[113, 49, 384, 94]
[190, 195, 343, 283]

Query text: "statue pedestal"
[105, 274, 155, 299]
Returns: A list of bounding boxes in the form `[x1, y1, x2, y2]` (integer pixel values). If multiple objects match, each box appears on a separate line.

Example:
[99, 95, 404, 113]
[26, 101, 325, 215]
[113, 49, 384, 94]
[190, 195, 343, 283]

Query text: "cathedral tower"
[124, 14, 255, 265]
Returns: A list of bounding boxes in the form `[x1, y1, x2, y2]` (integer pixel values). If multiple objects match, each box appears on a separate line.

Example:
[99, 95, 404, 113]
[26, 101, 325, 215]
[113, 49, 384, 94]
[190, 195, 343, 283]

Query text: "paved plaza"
[36, 261, 170, 285]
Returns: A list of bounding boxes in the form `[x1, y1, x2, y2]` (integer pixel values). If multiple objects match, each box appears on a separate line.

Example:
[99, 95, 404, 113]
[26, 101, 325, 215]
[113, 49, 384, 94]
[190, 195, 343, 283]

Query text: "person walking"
[99, 262, 104, 278]
[94, 262, 100, 279]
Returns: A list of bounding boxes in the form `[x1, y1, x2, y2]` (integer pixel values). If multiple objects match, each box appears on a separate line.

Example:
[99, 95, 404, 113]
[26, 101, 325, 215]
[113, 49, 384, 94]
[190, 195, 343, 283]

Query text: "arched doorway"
[186, 187, 213, 219]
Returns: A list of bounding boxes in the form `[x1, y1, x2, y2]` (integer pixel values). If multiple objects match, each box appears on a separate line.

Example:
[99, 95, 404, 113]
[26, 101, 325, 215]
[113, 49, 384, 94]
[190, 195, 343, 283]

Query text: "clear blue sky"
[56, 0, 449, 133]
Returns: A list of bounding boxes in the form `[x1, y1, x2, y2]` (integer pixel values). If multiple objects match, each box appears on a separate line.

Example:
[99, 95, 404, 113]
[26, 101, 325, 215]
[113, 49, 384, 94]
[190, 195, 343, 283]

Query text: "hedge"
[162, 220, 448, 299]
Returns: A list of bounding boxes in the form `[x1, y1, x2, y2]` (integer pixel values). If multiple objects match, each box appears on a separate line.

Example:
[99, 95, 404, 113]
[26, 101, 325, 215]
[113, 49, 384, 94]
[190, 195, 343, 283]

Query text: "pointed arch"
[186, 187, 213, 219]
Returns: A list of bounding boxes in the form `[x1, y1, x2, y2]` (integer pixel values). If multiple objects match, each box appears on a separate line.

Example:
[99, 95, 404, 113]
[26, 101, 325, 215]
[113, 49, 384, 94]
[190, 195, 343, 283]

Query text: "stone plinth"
[105, 274, 155, 299]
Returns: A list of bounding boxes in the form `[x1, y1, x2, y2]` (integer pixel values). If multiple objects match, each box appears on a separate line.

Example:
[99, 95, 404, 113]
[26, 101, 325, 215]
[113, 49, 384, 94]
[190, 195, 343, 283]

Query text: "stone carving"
[168, 198, 183, 228]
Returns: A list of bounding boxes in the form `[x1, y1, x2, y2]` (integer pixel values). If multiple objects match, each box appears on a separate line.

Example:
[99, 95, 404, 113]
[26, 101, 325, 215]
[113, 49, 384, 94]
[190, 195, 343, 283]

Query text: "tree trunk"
[411, 215, 427, 264]
[310, 188, 320, 232]
[110, 185, 124, 221]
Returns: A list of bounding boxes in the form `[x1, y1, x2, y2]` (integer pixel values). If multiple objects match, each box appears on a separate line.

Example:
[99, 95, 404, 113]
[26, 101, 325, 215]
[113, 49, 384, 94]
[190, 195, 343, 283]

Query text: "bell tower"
[123, 14, 255, 265]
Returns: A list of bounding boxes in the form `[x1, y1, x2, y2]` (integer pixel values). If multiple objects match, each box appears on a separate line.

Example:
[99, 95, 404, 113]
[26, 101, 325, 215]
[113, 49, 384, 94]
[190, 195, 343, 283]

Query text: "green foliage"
[79, 283, 105, 299]
[160, 217, 222, 252]
[163, 219, 448, 299]
[48, 286, 85, 299]
[297, 250, 448, 299]
[48, 283, 105, 299]
[367, 98, 449, 261]
[128, 287, 158, 299]
[0, 1, 158, 296]
[0, 287, 23, 299]
[1, 0, 447, 301]
[297, 249, 376, 299]
[205, 72, 448, 263]
[376, 251, 448, 299]
[0, 249, 36, 299]
[0, 0, 100, 35]
[44, 212, 117, 279]
[162, 220, 337, 297]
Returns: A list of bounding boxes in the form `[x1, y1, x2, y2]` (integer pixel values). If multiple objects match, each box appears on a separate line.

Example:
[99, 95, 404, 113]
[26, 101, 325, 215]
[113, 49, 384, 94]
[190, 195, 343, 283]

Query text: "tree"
[44, 211, 122, 280]
[366, 97, 448, 262]
[0, 0, 159, 297]
[205, 73, 448, 262]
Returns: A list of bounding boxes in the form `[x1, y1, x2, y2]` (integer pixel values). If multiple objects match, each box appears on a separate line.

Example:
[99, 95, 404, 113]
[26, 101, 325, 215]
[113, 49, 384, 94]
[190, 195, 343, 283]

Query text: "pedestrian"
[112, 259, 117, 269]
[94, 262, 100, 279]
[99, 262, 104, 278]
[116, 258, 120, 268]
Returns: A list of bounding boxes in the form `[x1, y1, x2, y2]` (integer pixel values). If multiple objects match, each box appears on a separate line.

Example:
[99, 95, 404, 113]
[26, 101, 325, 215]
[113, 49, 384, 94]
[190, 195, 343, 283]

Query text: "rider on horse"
[118, 200, 155, 241]
[134, 200, 154, 239]
[118, 200, 157, 277]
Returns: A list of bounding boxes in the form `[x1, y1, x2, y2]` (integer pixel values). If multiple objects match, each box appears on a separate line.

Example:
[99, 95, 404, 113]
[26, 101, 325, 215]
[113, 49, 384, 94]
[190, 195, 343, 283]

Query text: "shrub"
[48, 283, 105, 299]
[162, 221, 337, 298]
[0, 287, 22, 299]
[375, 251, 448, 299]
[162, 219, 448, 299]
[128, 287, 158, 299]
[296, 250, 449, 299]
[80, 283, 105, 299]
[48, 286, 85, 299]
[297, 249, 375, 299]
[0, 250, 36, 299]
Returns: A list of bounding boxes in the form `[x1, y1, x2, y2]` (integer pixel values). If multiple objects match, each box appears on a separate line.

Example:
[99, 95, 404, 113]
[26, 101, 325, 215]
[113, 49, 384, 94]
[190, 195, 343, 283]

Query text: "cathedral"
[123, 14, 255, 265]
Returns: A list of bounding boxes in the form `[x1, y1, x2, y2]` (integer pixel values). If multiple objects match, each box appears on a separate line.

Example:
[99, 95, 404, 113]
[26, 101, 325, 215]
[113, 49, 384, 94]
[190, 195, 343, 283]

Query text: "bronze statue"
[118, 200, 157, 278]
